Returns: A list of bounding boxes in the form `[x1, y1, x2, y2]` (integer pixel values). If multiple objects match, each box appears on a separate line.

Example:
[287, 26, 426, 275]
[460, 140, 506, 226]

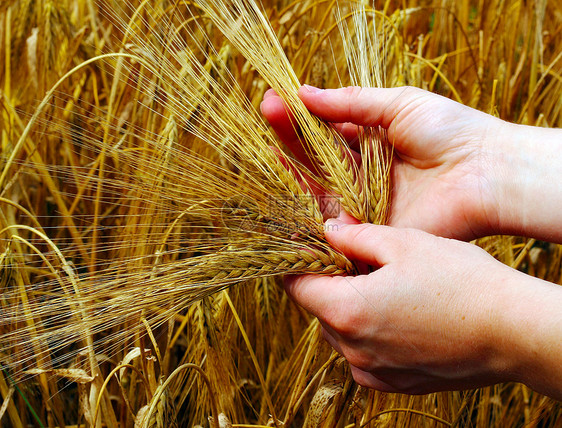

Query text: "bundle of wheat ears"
[1, 0, 561, 426]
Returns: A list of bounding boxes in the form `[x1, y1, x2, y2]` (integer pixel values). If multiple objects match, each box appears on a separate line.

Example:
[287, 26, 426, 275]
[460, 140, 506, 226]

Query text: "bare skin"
[261, 85, 562, 399]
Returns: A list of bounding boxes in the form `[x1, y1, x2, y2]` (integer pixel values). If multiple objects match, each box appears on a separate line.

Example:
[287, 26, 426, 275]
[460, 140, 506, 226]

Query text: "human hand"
[285, 218, 562, 396]
[261, 86, 512, 241]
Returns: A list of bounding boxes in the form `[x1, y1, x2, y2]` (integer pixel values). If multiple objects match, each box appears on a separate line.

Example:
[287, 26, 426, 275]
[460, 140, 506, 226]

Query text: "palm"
[390, 158, 484, 239]
[382, 94, 498, 239]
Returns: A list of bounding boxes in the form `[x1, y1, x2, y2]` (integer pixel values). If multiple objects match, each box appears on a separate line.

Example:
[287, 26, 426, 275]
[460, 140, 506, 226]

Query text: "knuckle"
[344, 223, 374, 246]
[342, 86, 365, 116]
[391, 86, 425, 117]
[329, 304, 364, 339]
[329, 316, 355, 339]
[344, 350, 372, 372]
[341, 85, 363, 99]
[398, 86, 424, 102]
[350, 369, 396, 393]
[401, 85, 419, 95]
[368, 368, 427, 394]
[392, 227, 425, 255]
[350, 371, 371, 388]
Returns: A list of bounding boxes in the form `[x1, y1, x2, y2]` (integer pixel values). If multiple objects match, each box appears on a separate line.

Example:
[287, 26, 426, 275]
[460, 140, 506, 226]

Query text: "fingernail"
[302, 84, 324, 94]
[325, 217, 344, 232]
[259, 98, 271, 115]
[263, 88, 277, 99]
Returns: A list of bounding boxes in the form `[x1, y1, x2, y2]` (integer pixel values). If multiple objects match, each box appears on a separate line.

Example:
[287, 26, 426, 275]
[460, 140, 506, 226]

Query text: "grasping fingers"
[261, 89, 318, 172]
[261, 89, 362, 170]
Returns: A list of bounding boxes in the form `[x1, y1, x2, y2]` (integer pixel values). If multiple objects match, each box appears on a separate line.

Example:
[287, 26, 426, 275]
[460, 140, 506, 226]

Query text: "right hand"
[261, 86, 513, 241]
[284, 217, 562, 400]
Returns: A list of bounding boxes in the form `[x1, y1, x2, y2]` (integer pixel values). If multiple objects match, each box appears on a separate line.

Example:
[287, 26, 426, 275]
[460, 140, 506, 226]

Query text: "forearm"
[491, 123, 562, 243]
[498, 270, 562, 400]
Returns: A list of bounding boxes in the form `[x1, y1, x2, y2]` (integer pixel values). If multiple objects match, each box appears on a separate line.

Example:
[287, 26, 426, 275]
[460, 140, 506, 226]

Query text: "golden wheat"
[1, 0, 561, 426]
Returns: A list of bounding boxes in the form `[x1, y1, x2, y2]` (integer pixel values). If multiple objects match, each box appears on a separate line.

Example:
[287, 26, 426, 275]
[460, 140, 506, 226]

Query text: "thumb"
[298, 85, 426, 129]
[325, 219, 413, 266]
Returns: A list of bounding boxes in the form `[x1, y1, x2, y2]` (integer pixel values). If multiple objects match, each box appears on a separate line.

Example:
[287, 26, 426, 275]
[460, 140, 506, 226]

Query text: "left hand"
[261, 86, 509, 241]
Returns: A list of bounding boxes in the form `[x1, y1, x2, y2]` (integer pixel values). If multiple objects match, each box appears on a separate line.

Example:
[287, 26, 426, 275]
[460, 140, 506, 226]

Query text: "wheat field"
[1, 0, 561, 426]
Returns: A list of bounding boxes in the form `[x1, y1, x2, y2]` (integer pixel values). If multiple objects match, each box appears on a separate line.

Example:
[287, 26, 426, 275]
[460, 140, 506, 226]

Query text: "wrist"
[463, 117, 514, 239]
[493, 270, 562, 400]
[487, 122, 562, 242]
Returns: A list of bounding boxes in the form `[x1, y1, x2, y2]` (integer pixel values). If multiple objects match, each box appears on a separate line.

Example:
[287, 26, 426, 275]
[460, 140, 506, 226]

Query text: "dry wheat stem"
[3, 0, 559, 425]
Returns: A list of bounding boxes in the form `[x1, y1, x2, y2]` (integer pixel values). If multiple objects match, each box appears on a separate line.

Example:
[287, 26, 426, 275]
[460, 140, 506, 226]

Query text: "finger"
[283, 274, 366, 322]
[335, 210, 361, 225]
[325, 213, 370, 275]
[260, 93, 317, 172]
[333, 122, 361, 150]
[262, 92, 362, 172]
[319, 321, 344, 355]
[298, 85, 428, 130]
[320, 321, 413, 393]
[324, 220, 420, 266]
[263, 88, 278, 100]
[349, 365, 399, 393]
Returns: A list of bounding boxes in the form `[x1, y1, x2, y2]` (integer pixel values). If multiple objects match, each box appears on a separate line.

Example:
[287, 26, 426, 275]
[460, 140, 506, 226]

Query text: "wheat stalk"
[1, 0, 366, 381]
[1, 0, 561, 426]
